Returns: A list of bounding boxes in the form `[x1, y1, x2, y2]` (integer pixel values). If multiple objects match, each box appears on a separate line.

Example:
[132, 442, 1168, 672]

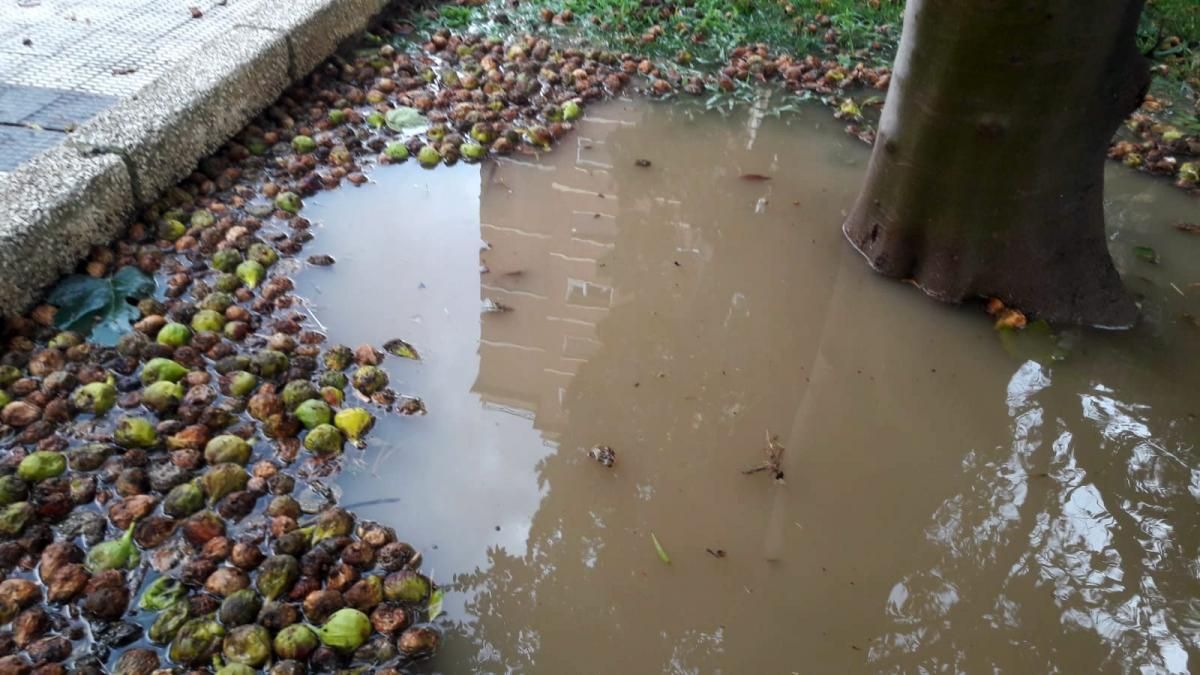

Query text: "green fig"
[562, 100, 582, 121]
[0, 475, 28, 505]
[142, 380, 183, 415]
[351, 366, 389, 395]
[17, 451, 66, 482]
[292, 135, 317, 153]
[85, 525, 139, 572]
[417, 145, 441, 167]
[204, 435, 252, 465]
[219, 588, 263, 627]
[212, 249, 243, 273]
[303, 424, 344, 455]
[334, 408, 374, 442]
[281, 380, 319, 410]
[164, 481, 204, 518]
[139, 576, 185, 611]
[191, 309, 226, 333]
[315, 608, 372, 651]
[248, 242, 279, 268]
[252, 350, 289, 378]
[273, 623, 320, 660]
[384, 142, 409, 161]
[228, 371, 258, 397]
[236, 260, 266, 289]
[158, 219, 186, 241]
[275, 191, 302, 214]
[202, 464, 248, 504]
[256, 555, 300, 600]
[0, 502, 33, 536]
[223, 624, 272, 666]
[294, 399, 332, 430]
[72, 381, 117, 415]
[383, 571, 431, 604]
[141, 357, 188, 384]
[461, 142, 486, 161]
[198, 290, 234, 313]
[169, 617, 226, 666]
[191, 210, 215, 228]
[115, 415, 158, 448]
[156, 322, 191, 347]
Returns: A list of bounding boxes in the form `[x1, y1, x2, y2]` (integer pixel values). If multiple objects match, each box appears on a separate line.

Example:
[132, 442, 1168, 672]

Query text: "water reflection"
[298, 98, 1200, 674]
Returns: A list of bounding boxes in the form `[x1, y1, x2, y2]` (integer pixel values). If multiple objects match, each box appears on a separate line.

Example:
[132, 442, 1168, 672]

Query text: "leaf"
[650, 532, 671, 564]
[1174, 222, 1200, 234]
[47, 266, 155, 344]
[46, 276, 111, 330]
[385, 106, 427, 132]
[1134, 246, 1159, 264]
[740, 174, 771, 181]
[428, 588, 445, 620]
[382, 338, 420, 360]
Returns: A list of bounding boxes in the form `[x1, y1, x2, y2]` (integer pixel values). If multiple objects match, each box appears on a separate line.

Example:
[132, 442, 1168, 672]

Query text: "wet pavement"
[296, 98, 1200, 674]
[0, 0, 273, 171]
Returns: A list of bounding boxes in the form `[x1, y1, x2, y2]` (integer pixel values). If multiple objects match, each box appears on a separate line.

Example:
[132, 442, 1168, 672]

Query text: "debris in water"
[651, 533, 671, 564]
[1133, 245, 1159, 264]
[635, 159, 652, 167]
[742, 430, 785, 482]
[986, 297, 1027, 330]
[1175, 222, 1200, 234]
[306, 254, 335, 266]
[588, 445, 616, 467]
[188, 6, 202, 17]
[112, 67, 137, 75]
[741, 174, 772, 181]
[481, 298, 513, 313]
[706, 548, 727, 558]
[382, 338, 420, 360]
[397, 396, 427, 415]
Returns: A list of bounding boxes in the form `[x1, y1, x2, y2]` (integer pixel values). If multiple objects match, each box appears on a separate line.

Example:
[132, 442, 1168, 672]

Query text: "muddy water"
[295, 99, 1200, 674]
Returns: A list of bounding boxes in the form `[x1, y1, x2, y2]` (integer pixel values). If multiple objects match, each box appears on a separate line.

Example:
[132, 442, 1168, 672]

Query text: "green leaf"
[427, 588, 445, 620]
[651, 532, 671, 564]
[112, 265, 156, 298]
[385, 107, 427, 132]
[382, 338, 420, 360]
[47, 266, 155, 345]
[46, 276, 111, 331]
[1133, 246, 1159, 264]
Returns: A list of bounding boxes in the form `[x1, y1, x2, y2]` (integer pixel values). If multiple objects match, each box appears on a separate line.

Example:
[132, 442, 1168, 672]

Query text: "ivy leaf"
[385, 107, 427, 132]
[47, 266, 155, 346]
[427, 588, 445, 621]
[1133, 246, 1159, 264]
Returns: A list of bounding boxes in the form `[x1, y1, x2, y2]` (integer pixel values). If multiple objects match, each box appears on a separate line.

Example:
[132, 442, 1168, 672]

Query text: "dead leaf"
[188, 6, 202, 17]
[111, 67, 137, 75]
[1174, 222, 1200, 234]
[994, 308, 1027, 330]
[742, 430, 785, 482]
[740, 174, 771, 181]
[635, 159, 652, 167]
[705, 548, 727, 558]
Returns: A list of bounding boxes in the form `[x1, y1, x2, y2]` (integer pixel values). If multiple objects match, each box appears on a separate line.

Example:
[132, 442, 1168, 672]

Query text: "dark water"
[294, 99, 1200, 674]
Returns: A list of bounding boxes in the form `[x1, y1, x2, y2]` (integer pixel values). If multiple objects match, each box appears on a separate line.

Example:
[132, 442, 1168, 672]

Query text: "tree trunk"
[843, 0, 1150, 328]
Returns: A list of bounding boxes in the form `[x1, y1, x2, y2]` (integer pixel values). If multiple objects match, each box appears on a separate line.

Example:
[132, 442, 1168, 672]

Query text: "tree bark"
[843, 0, 1150, 327]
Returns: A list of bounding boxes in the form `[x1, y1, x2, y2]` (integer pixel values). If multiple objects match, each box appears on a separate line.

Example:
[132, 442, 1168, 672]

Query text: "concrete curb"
[0, 0, 394, 317]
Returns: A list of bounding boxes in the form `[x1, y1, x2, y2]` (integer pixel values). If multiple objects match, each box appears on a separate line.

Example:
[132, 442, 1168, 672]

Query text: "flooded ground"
[294, 99, 1200, 673]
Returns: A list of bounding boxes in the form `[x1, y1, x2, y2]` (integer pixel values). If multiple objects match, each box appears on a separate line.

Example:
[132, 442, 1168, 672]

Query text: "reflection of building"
[472, 105, 645, 440]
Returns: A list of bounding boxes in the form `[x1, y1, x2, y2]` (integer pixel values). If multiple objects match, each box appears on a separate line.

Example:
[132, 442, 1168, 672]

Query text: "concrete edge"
[0, 0, 394, 317]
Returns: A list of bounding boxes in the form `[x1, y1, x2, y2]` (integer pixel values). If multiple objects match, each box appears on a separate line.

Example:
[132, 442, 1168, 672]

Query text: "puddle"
[295, 99, 1200, 673]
